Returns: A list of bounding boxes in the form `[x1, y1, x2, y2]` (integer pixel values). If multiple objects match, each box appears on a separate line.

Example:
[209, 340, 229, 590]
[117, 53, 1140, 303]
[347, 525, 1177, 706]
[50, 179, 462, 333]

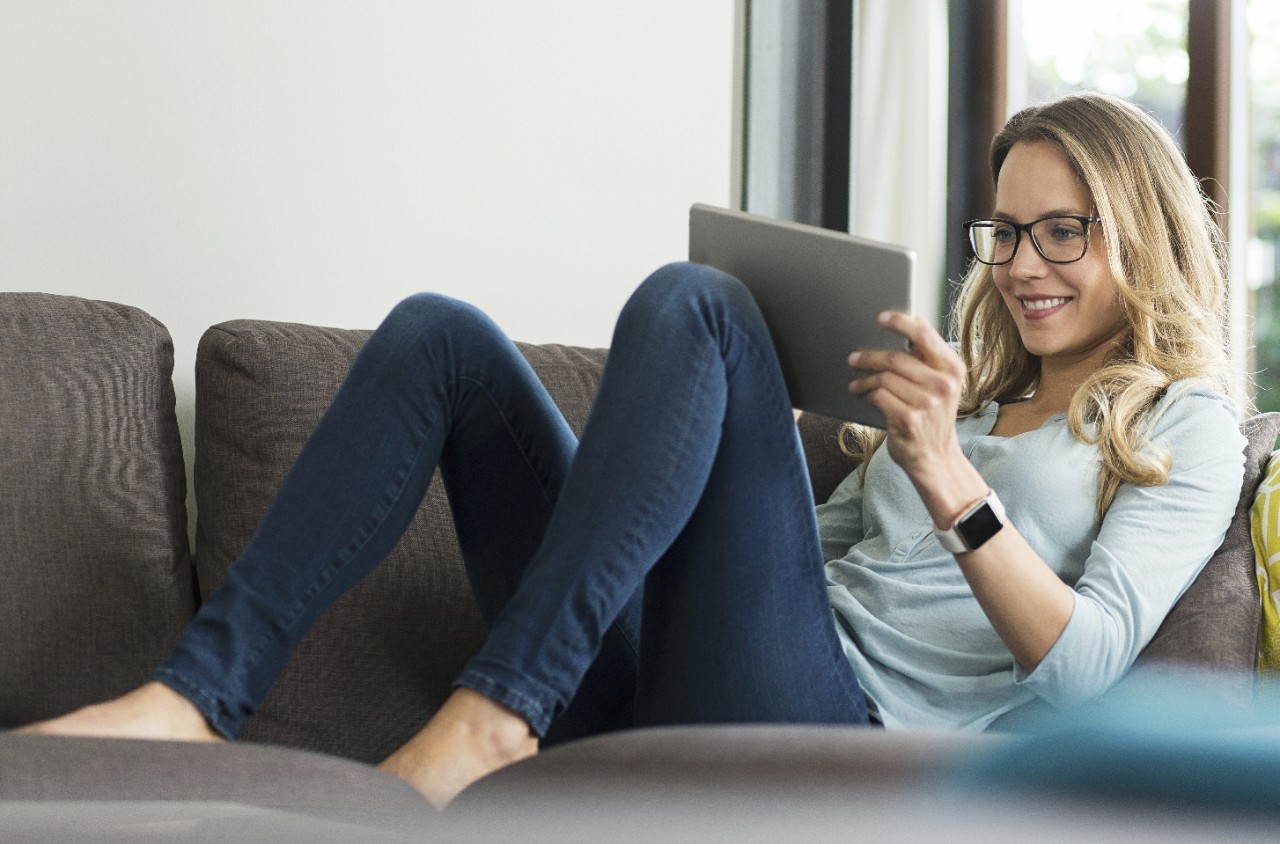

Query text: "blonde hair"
[841, 92, 1240, 522]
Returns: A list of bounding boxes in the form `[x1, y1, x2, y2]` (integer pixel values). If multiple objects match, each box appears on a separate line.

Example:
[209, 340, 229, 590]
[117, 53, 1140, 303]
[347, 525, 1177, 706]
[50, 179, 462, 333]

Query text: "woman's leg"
[450, 262, 868, 737]
[628, 311, 869, 728]
[385, 262, 868, 807]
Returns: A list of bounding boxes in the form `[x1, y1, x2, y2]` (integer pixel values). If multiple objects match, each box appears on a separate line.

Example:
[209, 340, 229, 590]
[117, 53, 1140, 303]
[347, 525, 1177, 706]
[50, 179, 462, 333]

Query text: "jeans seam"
[455, 374, 562, 508]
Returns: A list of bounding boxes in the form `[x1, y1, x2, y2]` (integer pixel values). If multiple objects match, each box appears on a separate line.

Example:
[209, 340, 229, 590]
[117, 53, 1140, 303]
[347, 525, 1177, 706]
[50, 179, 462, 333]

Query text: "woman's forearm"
[908, 446, 1074, 671]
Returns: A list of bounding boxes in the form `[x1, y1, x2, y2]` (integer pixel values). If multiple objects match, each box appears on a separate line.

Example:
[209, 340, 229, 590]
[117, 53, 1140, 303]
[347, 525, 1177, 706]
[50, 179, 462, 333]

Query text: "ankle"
[446, 688, 535, 757]
[379, 688, 536, 809]
[128, 682, 224, 741]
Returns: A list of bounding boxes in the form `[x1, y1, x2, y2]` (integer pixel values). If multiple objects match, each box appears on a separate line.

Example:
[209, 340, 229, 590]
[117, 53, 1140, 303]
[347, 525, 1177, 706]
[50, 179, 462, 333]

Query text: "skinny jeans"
[154, 262, 870, 742]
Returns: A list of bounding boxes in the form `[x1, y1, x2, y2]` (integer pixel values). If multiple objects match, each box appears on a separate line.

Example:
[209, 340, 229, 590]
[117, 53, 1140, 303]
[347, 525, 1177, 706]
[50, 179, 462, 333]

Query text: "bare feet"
[16, 681, 224, 743]
[379, 688, 537, 810]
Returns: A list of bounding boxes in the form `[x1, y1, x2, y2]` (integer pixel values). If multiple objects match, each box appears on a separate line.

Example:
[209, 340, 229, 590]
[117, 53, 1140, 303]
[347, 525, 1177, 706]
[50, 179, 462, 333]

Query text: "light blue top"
[818, 382, 1245, 731]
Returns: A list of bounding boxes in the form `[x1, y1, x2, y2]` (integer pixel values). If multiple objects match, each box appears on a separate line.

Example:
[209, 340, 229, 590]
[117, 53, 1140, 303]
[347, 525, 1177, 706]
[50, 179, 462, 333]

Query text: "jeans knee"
[623, 262, 753, 325]
[383, 292, 482, 333]
[371, 292, 506, 367]
[636, 261, 747, 305]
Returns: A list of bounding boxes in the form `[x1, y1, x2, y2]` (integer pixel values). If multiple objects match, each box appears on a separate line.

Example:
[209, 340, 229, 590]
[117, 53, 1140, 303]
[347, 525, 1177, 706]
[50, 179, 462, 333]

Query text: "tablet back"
[689, 204, 914, 428]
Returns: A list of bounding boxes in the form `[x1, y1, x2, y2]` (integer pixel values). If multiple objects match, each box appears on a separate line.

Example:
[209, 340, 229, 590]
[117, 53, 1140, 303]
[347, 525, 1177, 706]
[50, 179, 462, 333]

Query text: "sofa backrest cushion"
[0, 293, 193, 727]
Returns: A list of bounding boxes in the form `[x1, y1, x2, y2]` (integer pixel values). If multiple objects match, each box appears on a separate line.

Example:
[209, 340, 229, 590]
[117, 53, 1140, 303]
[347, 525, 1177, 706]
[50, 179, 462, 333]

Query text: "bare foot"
[379, 688, 537, 809]
[16, 682, 224, 743]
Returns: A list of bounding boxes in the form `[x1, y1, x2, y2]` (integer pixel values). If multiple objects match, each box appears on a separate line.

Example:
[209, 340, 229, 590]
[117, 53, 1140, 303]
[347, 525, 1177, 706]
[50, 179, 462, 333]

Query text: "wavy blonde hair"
[841, 92, 1240, 522]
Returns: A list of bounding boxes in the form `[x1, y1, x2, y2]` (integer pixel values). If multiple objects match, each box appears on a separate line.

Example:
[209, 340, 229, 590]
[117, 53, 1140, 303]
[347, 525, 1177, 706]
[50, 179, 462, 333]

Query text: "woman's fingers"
[847, 311, 965, 459]
[874, 311, 965, 379]
[849, 365, 950, 409]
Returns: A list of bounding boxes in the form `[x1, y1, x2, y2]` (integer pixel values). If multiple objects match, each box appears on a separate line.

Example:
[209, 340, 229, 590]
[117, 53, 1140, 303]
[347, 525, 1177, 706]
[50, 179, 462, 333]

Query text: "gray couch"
[4, 291, 1280, 842]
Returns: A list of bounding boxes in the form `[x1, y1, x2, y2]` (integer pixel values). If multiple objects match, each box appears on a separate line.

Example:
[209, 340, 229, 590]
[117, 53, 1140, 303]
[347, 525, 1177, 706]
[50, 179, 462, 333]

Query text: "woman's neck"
[1028, 330, 1130, 415]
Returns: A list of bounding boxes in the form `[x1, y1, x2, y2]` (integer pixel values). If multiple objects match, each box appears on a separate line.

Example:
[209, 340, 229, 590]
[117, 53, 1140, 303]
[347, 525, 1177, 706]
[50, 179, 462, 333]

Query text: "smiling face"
[991, 141, 1130, 376]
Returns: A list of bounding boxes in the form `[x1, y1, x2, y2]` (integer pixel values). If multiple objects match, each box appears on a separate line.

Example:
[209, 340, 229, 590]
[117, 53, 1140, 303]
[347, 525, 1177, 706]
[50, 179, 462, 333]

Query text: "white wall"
[0, 1, 737, 454]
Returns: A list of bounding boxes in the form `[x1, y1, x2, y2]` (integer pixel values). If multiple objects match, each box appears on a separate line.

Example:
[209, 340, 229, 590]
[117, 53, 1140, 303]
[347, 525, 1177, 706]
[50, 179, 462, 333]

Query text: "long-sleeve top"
[818, 381, 1245, 731]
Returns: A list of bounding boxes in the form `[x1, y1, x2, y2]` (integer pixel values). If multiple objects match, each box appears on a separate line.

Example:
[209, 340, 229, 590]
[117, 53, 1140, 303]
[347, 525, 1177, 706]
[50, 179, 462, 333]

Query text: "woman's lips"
[1020, 296, 1071, 320]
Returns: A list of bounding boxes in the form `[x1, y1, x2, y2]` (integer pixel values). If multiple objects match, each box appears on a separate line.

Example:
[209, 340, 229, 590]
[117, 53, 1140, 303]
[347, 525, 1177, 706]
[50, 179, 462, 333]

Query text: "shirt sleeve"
[816, 468, 865, 563]
[1015, 386, 1245, 706]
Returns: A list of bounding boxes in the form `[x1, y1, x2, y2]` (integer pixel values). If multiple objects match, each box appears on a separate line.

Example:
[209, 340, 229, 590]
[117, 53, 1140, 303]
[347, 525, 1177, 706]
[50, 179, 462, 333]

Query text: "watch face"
[958, 502, 1004, 549]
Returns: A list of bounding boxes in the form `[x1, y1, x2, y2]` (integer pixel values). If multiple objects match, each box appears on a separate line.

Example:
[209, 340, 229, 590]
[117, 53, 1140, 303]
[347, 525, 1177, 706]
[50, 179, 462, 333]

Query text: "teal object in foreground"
[945, 668, 1280, 815]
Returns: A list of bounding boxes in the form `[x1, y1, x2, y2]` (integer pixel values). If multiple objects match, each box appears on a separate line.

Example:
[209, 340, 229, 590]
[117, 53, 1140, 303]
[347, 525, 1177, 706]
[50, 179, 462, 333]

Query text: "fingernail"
[847, 351, 861, 365]
[877, 311, 891, 325]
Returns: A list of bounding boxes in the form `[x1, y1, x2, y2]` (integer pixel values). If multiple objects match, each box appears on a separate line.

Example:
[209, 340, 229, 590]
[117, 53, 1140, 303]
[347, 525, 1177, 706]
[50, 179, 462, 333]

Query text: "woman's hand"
[847, 311, 967, 479]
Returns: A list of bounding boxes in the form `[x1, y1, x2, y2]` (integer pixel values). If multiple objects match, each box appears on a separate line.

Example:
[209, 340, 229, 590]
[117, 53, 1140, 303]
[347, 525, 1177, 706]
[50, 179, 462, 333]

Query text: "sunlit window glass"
[1247, 1, 1280, 410]
[1007, 0, 1189, 144]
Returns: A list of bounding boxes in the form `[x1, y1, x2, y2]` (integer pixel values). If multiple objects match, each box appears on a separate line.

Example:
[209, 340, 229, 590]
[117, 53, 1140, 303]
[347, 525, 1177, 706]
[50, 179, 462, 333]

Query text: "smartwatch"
[933, 489, 1006, 553]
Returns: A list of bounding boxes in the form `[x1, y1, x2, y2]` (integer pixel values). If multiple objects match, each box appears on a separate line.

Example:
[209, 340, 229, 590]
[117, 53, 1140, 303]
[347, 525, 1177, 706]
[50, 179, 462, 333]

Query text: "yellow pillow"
[1252, 451, 1280, 671]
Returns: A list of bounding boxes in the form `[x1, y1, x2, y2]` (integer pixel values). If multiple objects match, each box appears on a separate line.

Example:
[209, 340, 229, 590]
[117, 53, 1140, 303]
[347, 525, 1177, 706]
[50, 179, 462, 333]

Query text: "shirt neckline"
[971, 401, 1068, 439]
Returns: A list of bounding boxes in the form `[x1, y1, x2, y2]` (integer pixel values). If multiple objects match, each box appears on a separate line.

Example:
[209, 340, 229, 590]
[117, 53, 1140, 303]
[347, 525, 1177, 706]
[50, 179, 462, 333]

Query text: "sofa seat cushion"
[0, 293, 193, 728]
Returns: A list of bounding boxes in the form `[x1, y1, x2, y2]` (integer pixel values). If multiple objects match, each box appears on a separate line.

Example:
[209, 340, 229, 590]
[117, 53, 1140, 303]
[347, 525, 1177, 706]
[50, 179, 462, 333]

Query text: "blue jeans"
[154, 262, 870, 741]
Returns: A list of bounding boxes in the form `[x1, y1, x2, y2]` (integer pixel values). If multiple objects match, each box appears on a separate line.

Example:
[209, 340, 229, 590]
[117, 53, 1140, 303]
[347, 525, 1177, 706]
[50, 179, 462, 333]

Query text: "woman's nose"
[1007, 230, 1048, 279]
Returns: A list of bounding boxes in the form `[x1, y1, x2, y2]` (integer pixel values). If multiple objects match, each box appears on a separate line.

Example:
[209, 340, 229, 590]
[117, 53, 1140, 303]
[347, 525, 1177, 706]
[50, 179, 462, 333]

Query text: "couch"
[4, 290, 1280, 842]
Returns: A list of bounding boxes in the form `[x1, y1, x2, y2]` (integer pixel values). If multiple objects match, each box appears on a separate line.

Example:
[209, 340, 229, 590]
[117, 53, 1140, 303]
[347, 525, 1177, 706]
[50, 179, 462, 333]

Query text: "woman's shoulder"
[1149, 378, 1244, 451]
[1155, 378, 1240, 418]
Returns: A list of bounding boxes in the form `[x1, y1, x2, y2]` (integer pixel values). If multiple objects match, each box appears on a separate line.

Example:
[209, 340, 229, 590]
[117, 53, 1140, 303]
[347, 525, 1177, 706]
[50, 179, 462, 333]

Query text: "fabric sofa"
[3, 290, 1280, 841]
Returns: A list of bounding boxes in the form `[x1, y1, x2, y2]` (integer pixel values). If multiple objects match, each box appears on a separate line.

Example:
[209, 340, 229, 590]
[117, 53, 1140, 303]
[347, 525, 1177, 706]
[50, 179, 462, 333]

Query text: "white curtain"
[849, 0, 950, 326]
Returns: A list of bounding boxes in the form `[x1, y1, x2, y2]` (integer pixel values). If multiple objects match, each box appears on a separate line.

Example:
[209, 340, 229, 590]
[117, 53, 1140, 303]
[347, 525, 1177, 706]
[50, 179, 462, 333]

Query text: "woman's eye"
[1049, 223, 1084, 240]
[992, 226, 1016, 242]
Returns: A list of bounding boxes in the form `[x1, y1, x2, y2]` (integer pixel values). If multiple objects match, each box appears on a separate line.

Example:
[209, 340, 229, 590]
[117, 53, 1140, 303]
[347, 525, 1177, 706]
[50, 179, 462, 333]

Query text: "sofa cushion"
[1136, 413, 1280, 687]
[458, 723, 991, 805]
[193, 319, 609, 762]
[0, 293, 193, 727]
[795, 411, 861, 505]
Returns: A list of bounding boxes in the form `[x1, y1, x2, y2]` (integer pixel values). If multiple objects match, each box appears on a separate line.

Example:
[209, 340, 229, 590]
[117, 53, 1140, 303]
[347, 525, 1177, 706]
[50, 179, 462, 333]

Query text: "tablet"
[688, 203, 915, 428]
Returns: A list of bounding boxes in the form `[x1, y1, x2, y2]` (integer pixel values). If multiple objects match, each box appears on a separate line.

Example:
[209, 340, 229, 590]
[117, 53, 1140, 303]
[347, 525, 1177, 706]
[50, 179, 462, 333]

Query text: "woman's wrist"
[906, 446, 990, 530]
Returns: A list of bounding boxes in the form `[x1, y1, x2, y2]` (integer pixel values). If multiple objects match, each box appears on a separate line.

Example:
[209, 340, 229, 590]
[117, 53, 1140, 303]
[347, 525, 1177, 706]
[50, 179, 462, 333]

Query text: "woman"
[24, 92, 1246, 808]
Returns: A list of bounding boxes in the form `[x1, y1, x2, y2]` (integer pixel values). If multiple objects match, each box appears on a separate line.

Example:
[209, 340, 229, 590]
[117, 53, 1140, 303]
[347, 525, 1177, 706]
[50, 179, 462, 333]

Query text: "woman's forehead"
[994, 141, 1093, 218]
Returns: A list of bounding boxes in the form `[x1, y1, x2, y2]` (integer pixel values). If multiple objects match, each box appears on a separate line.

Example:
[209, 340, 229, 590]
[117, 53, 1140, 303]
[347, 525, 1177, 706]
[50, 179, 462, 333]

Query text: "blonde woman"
[25, 92, 1245, 809]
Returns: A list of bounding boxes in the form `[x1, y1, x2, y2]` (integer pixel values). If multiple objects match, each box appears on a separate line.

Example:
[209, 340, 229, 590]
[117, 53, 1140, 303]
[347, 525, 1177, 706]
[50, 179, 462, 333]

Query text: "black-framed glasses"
[964, 215, 1102, 266]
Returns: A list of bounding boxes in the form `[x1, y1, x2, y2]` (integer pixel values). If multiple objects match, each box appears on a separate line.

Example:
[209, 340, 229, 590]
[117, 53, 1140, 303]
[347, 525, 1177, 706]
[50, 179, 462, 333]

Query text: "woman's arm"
[847, 311, 1074, 672]
[849, 312, 1244, 694]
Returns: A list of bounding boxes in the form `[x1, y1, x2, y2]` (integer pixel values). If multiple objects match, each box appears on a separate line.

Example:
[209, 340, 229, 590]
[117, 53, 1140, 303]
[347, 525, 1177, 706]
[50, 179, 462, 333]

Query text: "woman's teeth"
[1023, 297, 1070, 311]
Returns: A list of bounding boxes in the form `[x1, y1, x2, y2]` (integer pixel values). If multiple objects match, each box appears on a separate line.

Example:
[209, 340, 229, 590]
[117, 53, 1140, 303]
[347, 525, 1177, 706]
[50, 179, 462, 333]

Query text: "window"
[1008, 0, 1189, 145]
[1246, 1, 1280, 409]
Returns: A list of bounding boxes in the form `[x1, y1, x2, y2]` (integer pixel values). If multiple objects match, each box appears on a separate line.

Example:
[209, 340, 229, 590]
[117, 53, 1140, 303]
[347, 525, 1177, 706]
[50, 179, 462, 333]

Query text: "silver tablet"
[688, 203, 914, 428]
